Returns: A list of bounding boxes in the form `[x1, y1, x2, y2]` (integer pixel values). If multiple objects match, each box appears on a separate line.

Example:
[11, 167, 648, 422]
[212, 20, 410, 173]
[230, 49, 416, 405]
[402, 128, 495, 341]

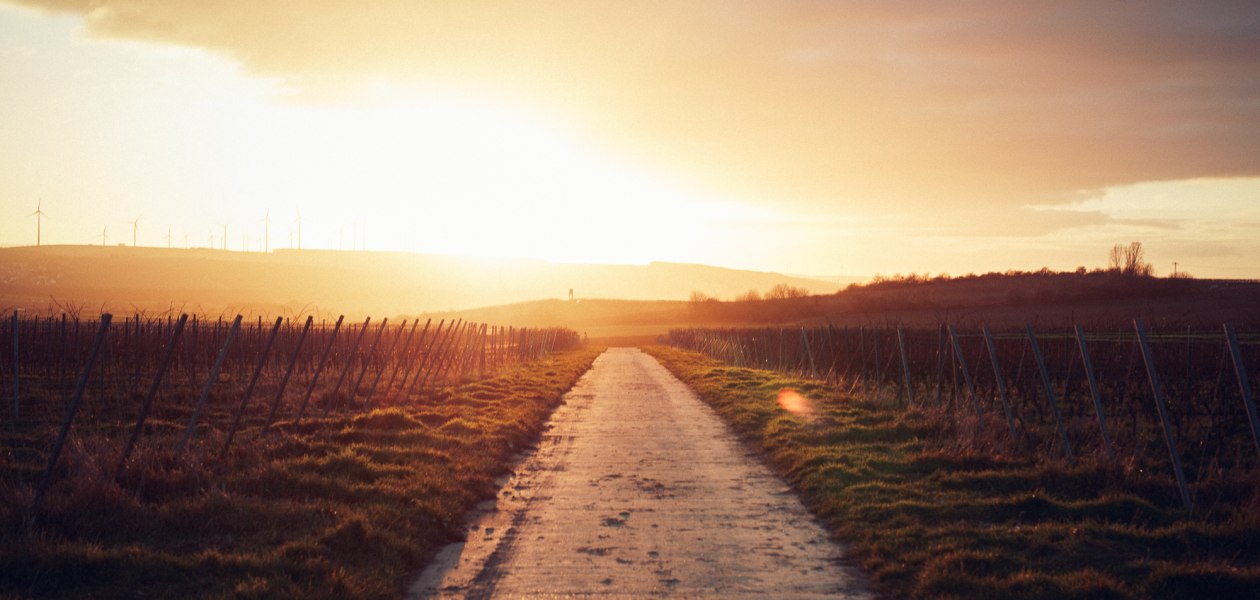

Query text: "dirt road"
[408, 348, 871, 598]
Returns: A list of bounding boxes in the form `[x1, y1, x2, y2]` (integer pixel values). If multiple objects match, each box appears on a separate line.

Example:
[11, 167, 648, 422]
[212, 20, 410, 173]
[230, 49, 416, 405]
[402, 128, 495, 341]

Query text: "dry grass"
[645, 345, 1260, 600]
[0, 347, 603, 599]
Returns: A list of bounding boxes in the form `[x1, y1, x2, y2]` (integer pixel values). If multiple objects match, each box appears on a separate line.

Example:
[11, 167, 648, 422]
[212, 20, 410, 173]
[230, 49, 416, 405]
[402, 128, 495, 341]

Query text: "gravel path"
[408, 348, 871, 598]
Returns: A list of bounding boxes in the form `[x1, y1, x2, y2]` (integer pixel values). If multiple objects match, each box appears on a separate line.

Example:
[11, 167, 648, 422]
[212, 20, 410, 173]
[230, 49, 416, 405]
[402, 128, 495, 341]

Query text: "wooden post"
[174, 314, 242, 460]
[896, 326, 915, 406]
[363, 319, 407, 407]
[349, 317, 389, 403]
[379, 318, 422, 403]
[294, 315, 344, 424]
[801, 328, 818, 379]
[322, 316, 371, 416]
[1026, 325, 1073, 463]
[982, 326, 1019, 443]
[1074, 325, 1115, 460]
[947, 325, 984, 422]
[1224, 323, 1260, 460]
[263, 316, 313, 429]
[10, 311, 18, 423]
[118, 313, 188, 473]
[1134, 319, 1192, 511]
[33, 314, 112, 513]
[396, 319, 437, 398]
[220, 316, 283, 457]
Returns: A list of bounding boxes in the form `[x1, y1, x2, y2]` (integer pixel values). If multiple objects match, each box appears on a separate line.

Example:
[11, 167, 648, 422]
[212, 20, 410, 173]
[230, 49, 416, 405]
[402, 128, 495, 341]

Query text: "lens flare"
[776, 388, 814, 419]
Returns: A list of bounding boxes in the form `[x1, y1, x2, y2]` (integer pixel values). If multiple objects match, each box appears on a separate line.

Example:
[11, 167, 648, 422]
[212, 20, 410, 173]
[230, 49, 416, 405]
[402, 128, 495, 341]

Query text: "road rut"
[408, 347, 871, 598]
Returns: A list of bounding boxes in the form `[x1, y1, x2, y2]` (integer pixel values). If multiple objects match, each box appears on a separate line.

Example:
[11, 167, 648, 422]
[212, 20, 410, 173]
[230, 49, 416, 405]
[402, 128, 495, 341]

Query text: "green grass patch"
[0, 347, 603, 599]
[644, 345, 1260, 600]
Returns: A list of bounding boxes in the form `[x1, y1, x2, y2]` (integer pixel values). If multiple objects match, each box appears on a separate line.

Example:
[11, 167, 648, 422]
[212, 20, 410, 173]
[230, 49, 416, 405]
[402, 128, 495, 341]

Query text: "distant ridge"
[0, 245, 838, 317]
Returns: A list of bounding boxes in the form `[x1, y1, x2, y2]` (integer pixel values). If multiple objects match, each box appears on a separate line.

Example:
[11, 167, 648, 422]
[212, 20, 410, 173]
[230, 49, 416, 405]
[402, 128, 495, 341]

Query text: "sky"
[1, 1, 1258, 278]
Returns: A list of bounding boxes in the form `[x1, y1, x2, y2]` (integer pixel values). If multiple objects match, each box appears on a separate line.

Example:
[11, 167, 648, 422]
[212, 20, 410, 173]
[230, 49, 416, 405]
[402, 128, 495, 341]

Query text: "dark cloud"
[10, 0, 1260, 210]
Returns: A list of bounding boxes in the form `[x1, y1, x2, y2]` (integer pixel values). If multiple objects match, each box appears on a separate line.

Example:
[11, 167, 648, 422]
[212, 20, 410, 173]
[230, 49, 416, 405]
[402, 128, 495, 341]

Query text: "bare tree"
[1109, 241, 1153, 276]
[765, 284, 810, 300]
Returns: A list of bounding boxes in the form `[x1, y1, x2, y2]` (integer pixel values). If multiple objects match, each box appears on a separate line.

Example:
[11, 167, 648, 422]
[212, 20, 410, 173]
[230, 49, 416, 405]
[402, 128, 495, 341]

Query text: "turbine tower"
[29, 199, 47, 247]
[129, 216, 140, 247]
[294, 211, 303, 250]
[99, 227, 108, 246]
[222, 224, 228, 251]
[164, 227, 173, 249]
[263, 210, 270, 253]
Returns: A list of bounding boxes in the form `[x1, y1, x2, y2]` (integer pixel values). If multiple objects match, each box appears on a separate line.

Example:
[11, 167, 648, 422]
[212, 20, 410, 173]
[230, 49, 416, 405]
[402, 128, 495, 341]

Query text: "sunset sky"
[1, 1, 1258, 278]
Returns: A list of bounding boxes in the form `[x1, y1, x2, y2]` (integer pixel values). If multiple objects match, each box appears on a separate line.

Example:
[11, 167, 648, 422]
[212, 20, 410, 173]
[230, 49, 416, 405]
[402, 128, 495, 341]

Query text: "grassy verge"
[644, 345, 1260, 600]
[0, 347, 603, 599]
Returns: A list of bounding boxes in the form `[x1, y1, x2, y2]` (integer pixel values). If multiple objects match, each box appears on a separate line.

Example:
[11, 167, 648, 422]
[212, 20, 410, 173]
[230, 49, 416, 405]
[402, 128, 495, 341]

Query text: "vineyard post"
[947, 326, 984, 423]
[1026, 325, 1074, 463]
[117, 313, 188, 473]
[418, 319, 462, 393]
[323, 316, 372, 416]
[57, 313, 67, 399]
[349, 317, 389, 404]
[32, 314, 112, 514]
[1134, 319, 1192, 511]
[264, 316, 313, 428]
[363, 319, 407, 408]
[896, 326, 915, 406]
[404, 319, 447, 397]
[801, 328, 818, 379]
[857, 327, 867, 393]
[1074, 325, 1115, 460]
[934, 324, 946, 406]
[873, 328, 883, 395]
[1224, 323, 1260, 460]
[220, 316, 283, 457]
[174, 314, 242, 460]
[982, 326, 1019, 443]
[11, 310, 18, 422]
[396, 319, 437, 398]
[376, 318, 420, 404]
[294, 315, 344, 424]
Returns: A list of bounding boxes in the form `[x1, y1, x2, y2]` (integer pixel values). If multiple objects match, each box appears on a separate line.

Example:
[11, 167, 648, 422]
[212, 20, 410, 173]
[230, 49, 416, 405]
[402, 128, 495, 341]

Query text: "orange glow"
[776, 388, 815, 419]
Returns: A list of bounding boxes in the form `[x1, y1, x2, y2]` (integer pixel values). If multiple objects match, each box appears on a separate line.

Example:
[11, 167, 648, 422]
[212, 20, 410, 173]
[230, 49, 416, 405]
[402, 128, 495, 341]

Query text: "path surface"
[408, 348, 871, 599]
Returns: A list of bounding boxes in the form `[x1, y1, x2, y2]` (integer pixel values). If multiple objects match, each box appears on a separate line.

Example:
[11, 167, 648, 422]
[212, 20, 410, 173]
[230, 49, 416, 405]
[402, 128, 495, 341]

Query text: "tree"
[689, 290, 715, 303]
[765, 284, 809, 300]
[735, 288, 762, 302]
[1108, 241, 1153, 277]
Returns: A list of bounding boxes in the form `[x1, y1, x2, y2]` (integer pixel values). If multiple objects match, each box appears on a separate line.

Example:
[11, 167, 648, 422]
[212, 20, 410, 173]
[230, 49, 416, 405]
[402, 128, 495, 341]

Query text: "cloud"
[8, 0, 1260, 211]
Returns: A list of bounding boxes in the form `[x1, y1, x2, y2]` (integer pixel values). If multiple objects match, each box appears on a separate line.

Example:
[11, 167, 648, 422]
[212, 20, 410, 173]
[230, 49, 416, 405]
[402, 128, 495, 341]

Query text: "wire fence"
[670, 321, 1260, 511]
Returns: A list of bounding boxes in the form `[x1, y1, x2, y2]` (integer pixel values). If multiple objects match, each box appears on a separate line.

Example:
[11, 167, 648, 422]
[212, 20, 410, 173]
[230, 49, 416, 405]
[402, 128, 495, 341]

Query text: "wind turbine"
[128, 216, 140, 247]
[294, 211, 303, 250]
[207, 229, 216, 249]
[263, 210, 270, 253]
[30, 199, 47, 246]
[222, 224, 228, 251]
[99, 227, 109, 246]
[164, 227, 173, 249]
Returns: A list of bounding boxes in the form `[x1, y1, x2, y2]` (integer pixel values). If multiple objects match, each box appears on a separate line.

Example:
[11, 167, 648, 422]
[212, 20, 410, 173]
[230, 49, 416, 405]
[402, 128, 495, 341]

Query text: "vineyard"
[670, 321, 1260, 511]
[1, 310, 581, 515]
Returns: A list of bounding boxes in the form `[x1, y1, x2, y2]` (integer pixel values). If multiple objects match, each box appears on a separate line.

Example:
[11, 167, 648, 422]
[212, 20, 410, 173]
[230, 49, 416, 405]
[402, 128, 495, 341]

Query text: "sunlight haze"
[1, 1, 1258, 278]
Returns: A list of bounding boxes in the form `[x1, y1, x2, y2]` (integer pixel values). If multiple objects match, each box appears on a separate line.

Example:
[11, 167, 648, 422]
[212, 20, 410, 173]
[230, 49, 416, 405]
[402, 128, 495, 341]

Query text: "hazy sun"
[229, 90, 720, 265]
